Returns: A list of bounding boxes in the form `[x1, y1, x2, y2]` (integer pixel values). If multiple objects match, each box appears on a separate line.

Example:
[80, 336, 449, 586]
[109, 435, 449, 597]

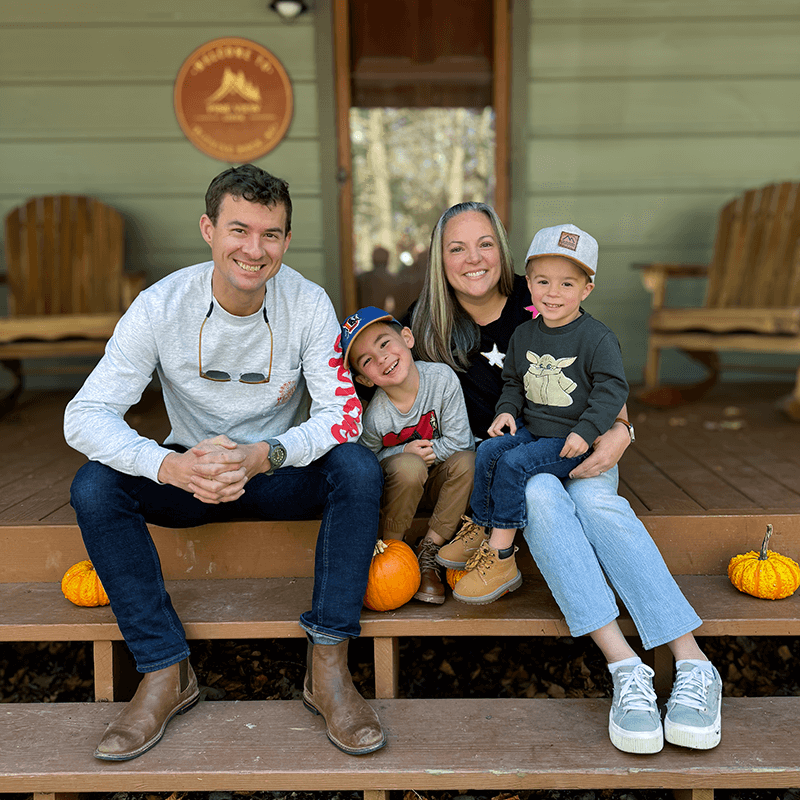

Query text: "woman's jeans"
[521, 467, 702, 650]
[70, 442, 382, 672]
[471, 428, 588, 529]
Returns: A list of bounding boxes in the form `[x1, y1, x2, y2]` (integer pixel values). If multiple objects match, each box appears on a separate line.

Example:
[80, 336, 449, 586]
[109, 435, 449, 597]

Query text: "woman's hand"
[568, 421, 631, 479]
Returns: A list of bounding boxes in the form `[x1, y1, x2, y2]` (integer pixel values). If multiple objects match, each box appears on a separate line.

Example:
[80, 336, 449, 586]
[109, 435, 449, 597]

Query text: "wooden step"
[1, 698, 798, 794]
[4, 512, 800, 583]
[4, 575, 799, 644]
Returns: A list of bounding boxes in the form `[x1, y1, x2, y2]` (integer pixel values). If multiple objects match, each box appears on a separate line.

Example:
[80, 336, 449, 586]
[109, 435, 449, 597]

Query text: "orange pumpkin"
[445, 568, 469, 590]
[61, 560, 110, 607]
[728, 524, 800, 600]
[363, 539, 420, 611]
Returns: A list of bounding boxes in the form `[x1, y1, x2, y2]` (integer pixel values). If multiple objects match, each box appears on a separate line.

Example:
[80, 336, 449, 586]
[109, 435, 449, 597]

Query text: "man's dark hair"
[205, 164, 292, 232]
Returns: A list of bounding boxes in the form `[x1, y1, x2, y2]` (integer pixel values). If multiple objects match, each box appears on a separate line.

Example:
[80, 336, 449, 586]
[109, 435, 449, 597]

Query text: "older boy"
[341, 307, 475, 603]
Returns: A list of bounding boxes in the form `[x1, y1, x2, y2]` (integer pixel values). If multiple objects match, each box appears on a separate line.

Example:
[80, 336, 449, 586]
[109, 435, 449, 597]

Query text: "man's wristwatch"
[615, 417, 635, 443]
[265, 438, 287, 475]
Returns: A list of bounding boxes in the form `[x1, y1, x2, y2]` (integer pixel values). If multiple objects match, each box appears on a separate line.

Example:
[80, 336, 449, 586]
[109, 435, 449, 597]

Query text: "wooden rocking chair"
[636, 181, 800, 420]
[0, 195, 145, 414]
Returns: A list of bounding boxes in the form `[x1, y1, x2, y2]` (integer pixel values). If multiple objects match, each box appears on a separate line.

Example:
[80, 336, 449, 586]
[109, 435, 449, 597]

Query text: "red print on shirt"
[382, 410, 440, 448]
[330, 332, 363, 443]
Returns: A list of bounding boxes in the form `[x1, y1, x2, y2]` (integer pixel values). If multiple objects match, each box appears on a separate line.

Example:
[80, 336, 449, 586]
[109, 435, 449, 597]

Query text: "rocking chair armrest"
[632, 263, 709, 310]
[631, 262, 709, 278]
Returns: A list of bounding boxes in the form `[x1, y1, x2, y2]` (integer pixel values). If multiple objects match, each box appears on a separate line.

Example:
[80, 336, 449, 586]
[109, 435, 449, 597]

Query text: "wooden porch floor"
[1, 381, 799, 550]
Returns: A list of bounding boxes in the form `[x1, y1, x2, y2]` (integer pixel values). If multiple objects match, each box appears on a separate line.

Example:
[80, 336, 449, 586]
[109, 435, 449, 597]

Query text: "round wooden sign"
[174, 37, 293, 163]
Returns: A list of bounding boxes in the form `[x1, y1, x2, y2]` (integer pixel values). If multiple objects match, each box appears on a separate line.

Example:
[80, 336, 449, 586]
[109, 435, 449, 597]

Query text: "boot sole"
[303, 695, 387, 755]
[436, 554, 470, 569]
[452, 571, 523, 605]
[93, 691, 200, 761]
[413, 590, 446, 604]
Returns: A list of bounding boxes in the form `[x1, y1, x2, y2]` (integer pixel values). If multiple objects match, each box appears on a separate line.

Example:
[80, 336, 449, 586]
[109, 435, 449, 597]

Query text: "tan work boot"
[94, 658, 199, 761]
[414, 538, 445, 604]
[452, 541, 523, 604]
[303, 638, 386, 755]
[436, 516, 489, 569]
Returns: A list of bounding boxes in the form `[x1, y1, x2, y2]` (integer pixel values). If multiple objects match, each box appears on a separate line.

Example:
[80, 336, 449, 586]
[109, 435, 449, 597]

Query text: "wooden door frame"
[332, 0, 513, 315]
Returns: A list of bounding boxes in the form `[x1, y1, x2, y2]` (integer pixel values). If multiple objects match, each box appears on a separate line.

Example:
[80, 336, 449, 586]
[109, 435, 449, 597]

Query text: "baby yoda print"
[524, 352, 577, 407]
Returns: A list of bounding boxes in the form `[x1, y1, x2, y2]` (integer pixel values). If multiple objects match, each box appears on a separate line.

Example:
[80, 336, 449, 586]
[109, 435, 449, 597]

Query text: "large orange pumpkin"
[445, 568, 469, 590]
[363, 539, 420, 611]
[728, 524, 800, 600]
[61, 560, 110, 607]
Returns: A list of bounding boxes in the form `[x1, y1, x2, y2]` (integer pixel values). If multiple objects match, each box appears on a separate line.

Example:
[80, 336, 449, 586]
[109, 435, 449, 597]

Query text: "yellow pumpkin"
[61, 560, 110, 607]
[728, 524, 800, 600]
[445, 567, 469, 590]
[363, 539, 420, 611]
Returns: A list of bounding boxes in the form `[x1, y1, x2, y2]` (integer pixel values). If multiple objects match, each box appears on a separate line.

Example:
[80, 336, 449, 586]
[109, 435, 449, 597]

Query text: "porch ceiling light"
[269, 0, 310, 20]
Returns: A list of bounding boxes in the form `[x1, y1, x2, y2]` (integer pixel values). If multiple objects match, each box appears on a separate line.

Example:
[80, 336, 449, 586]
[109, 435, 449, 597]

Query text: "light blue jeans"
[521, 467, 702, 650]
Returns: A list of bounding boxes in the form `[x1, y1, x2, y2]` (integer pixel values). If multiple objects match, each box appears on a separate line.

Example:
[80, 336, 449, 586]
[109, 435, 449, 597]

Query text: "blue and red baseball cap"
[340, 306, 402, 369]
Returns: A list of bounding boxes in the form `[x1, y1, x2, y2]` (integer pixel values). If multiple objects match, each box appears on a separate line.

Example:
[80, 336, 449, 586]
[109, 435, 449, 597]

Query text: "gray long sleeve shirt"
[495, 311, 628, 446]
[64, 261, 362, 482]
[359, 361, 475, 463]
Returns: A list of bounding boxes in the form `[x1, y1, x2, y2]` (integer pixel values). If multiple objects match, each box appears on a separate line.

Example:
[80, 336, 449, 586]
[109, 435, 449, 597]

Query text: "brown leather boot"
[303, 639, 386, 755]
[94, 658, 199, 761]
[414, 538, 445, 604]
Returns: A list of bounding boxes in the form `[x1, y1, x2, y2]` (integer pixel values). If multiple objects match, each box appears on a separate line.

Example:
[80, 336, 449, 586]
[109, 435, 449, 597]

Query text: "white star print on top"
[481, 343, 505, 369]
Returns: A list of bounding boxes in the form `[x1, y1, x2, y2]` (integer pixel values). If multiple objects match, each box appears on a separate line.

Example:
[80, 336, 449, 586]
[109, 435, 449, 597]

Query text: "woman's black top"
[404, 273, 533, 439]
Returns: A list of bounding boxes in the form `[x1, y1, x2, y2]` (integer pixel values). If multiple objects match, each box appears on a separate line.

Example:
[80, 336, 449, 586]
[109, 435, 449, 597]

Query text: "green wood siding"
[522, 0, 800, 385]
[2, 0, 799, 390]
[0, 4, 327, 291]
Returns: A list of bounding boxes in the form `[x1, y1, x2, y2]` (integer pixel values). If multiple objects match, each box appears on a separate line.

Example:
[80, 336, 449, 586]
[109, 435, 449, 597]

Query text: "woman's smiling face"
[442, 210, 503, 304]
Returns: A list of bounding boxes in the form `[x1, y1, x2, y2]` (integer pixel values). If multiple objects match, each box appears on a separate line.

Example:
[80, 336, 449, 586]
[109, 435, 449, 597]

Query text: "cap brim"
[526, 251, 595, 277]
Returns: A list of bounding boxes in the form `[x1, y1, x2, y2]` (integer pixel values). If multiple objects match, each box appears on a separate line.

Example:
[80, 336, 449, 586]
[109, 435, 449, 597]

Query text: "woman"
[407, 201, 722, 755]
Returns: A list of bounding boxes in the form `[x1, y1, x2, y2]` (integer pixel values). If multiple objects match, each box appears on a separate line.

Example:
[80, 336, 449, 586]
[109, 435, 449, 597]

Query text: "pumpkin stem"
[373, 539, 387, 557]
[759, 524, 773, 560]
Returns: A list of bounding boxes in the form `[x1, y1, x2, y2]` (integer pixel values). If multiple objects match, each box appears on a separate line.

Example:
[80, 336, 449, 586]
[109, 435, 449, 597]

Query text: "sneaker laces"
[417, 539, 441, 574]
[617, 664, 658, 712]
[670, 666, 712, 711]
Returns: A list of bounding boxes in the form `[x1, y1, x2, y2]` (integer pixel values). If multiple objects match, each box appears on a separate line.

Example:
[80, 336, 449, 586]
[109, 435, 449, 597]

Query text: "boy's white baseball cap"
[525, 223, 598, 279]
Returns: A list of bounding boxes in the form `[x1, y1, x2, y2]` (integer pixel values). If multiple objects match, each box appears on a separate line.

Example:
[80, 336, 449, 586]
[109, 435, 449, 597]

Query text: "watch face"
[270, 445, 286, 468]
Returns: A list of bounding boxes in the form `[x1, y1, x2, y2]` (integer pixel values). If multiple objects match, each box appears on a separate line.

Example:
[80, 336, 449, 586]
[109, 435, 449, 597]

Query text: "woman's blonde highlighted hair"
[411, 202, 515, 371]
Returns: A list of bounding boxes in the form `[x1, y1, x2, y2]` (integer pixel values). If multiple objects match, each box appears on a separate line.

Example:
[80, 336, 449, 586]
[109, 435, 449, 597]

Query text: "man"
[65, 164, 385, 760]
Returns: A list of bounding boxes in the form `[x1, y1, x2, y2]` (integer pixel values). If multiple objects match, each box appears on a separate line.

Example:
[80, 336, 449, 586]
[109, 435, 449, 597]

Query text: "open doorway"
[333, 0, 510, 315]
[351, 106, 495, 319]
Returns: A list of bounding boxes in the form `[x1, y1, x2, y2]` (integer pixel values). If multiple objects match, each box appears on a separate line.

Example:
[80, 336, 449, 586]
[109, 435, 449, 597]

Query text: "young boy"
[453, 224, 629, 605]
[341, 306, 475, 604]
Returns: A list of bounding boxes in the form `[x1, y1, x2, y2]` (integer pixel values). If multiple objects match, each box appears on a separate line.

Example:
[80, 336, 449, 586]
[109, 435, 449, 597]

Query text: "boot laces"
[670, 666, 711, 710]
[464, 541, 494, 572]
[453, 516, 484, 545]
[417, 539, 441, 574]
[617, 664, 658, 711]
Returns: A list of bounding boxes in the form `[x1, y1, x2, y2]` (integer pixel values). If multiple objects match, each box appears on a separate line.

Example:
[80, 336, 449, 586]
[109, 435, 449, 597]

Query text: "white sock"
[608, 656, 642, 674]
[676, 658, 713, 673]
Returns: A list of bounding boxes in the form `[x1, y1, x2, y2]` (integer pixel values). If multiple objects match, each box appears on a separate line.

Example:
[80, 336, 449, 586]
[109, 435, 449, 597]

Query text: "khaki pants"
[379, 450, 475, 543]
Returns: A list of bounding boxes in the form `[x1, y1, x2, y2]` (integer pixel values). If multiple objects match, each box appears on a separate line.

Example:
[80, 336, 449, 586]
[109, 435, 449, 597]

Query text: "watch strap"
[614, 417, 635, 442]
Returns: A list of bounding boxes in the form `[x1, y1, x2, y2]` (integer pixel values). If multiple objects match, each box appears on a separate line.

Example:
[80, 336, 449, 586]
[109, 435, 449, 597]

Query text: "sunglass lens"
[204, 370, 231, 381]
[240, 373, 267, 384]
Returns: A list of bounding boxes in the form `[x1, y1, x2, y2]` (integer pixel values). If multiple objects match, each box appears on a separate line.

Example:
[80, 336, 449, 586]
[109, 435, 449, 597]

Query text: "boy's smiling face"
[526, 256, 594, 328]
[349, 323, 416, 389]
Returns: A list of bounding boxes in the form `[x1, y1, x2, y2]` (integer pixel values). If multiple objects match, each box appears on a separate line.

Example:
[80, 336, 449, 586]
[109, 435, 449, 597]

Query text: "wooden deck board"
[2, 698, 799, 792]
[3, 575, 799, 642]
[1, 383, 799, 525]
